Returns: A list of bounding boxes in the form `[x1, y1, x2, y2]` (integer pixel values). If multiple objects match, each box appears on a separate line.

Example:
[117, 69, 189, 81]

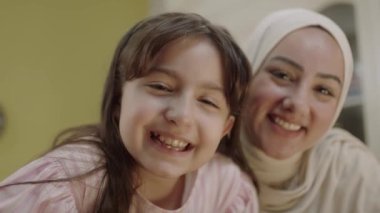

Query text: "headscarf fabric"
[245, 8, 353, 127]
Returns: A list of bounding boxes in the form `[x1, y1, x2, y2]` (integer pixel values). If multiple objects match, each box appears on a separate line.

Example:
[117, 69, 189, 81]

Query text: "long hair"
[3, 12, 255, 212]
[96, 12, 254, 211]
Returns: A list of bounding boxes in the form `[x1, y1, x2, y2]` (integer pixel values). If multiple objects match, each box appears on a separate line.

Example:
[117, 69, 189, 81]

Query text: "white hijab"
[245, 8, 353, 125]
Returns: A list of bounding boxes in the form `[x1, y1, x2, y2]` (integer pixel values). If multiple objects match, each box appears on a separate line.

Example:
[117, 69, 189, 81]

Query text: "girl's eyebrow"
[150, 66, 177, 78]
[270, 55, 342, 85]
[150, 66, 224, 92]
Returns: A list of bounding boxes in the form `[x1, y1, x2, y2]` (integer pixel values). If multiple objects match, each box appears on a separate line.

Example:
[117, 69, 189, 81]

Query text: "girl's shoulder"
[46, 142, 105, 173]
[189, 154, 259, 212]
[1, 142, 104, 183]
[200, 153, 250, 177]
[0, 142, 105, 212]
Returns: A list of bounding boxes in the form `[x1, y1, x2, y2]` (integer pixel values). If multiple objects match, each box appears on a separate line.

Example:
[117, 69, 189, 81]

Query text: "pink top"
[0, 144, 258, 212]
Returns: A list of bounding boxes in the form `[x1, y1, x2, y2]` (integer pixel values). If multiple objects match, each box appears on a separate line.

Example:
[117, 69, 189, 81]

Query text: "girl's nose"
[164, 96, 193, 127]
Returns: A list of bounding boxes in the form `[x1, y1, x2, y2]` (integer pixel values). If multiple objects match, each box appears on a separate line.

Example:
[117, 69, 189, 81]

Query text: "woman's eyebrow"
[317, 73, 342, 85]
[270, 56, 342, 85]
[270, 55, 303, 71]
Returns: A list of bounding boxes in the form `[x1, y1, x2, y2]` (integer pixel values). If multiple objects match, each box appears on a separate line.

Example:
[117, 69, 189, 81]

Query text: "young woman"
[0, 12, 258, 212]
[241, 8, 380, 212]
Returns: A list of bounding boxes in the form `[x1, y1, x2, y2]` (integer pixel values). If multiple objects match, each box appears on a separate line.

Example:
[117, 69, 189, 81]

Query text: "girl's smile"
[119, 36, 234, 178]
[149, 130, 194, 152]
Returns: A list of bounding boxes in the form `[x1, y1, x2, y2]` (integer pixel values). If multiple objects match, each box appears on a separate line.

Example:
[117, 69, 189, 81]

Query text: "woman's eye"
[200, 99, 219, 109]
[270, 69, 292, 81]
[316, 86, 335, 97]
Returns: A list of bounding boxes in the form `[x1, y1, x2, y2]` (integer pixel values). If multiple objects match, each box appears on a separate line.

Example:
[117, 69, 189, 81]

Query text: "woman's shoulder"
[315, 128, 378, 173]
[313, 128, 380, 211]
[320, 128, 378, 163]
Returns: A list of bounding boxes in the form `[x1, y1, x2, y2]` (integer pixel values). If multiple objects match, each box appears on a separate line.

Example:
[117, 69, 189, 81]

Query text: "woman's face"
[243, 27, 344, 159]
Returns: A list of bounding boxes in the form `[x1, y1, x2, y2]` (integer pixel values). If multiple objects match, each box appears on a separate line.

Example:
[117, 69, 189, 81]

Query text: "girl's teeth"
[157, 134, 188, 150]
[274, 117, 301, 131]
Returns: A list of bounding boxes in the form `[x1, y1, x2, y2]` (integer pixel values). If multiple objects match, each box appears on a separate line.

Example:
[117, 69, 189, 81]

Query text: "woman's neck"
[240, 132, 303, 187]
[137, 168, 185, 210]
[250, 146, 302, 186]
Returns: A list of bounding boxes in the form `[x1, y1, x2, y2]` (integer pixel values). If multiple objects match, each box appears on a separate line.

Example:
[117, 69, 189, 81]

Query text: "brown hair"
[2, 12, 255, 212]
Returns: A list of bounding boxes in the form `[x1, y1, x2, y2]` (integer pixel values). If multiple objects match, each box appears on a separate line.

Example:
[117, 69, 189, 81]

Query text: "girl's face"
[243, 27, 344, 159]
[119, 37, 234, 178]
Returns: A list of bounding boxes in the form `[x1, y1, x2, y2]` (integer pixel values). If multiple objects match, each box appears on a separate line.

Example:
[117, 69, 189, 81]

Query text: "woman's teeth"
[274, 117, 301, 131]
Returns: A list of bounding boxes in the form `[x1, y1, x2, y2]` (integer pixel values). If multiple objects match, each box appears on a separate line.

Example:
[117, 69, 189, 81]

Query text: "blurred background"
[1, 0, 379, 180]
[0, 0, 149, 180]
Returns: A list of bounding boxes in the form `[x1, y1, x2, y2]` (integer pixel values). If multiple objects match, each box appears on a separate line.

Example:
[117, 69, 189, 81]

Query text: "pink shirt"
[0, 144, 258, 212]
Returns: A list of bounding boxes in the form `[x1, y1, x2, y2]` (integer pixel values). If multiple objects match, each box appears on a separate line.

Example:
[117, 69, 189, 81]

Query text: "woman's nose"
[281, 89, 310, 118]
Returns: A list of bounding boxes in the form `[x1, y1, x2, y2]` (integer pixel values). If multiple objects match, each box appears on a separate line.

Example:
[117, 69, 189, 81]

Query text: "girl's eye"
[147, 83, 172, 92]
[200, 98, 219, 109]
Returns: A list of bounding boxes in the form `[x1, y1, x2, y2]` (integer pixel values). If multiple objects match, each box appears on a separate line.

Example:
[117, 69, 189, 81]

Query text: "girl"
[0, 12, 258, 212]
[241, 8, 380, 212]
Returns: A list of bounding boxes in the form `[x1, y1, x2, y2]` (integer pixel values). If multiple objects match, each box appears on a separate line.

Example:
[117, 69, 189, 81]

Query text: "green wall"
[0, 1, 148, 180]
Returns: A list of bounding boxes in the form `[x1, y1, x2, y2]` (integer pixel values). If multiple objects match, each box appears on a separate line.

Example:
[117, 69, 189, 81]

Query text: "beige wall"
[0, 1, 148, 180]
[150, 0, 353, 45]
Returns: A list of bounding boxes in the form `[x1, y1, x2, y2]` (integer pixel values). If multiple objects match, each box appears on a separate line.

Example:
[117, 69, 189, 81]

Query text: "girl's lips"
[150, 131, 193, 152]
